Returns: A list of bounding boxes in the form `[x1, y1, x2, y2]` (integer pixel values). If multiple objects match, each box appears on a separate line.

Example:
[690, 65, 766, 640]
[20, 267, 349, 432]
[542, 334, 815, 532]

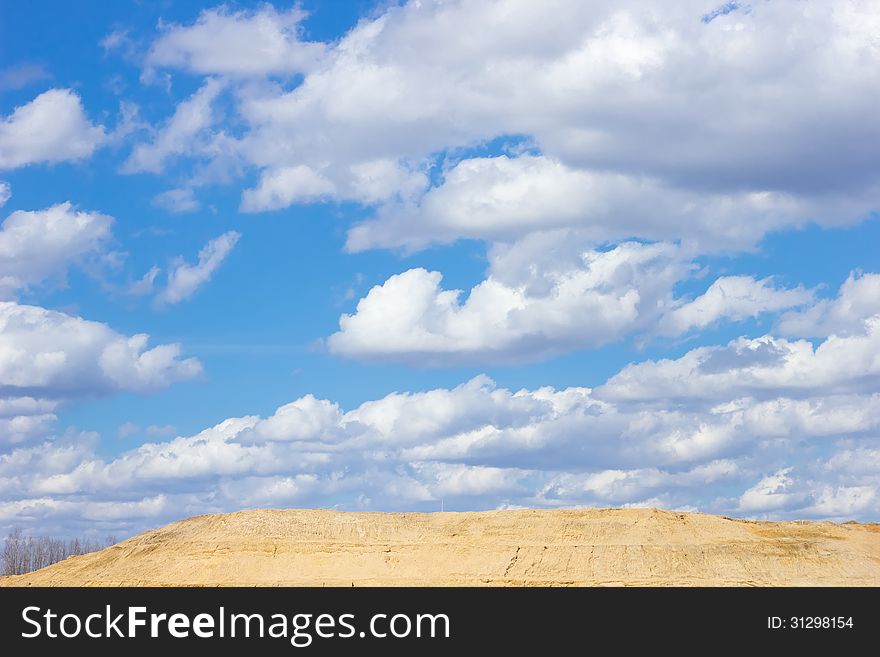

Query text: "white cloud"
[0, 295, 200, 452]
[240, 159, 428, 212]
[5, 361, 880, 534]
[0, 397, 60, 449]
[155, 231, 240, 306]
[0, 89, 105, 169]
[738, 469, 799, 513]
[658, 276, 813, 337]
[0, 301, 201, 397]
[229, 1, 878, 245]
[8, 268, 880, 528]
[144, 5, 325, 78]
[329, 235, 814, 364]
[541, 460, 740, 506]
[0, 181, 9, 206]
[778, 272, 880, 337]
[0, 202, 114, 299]
[4, 0, 880, 536]
[0, 413, 58, 449]
[152, 187, 200, 213]
[599, 318, 880, 403]
[113, 0, 880, 245]
[240, 165, 335, 211]
[345, 155, 860, 253]
[122, 78, 225, 174]
[329, 240, 689, 363]
[121, 0, 879, 248]
[0, 494, 169, 527]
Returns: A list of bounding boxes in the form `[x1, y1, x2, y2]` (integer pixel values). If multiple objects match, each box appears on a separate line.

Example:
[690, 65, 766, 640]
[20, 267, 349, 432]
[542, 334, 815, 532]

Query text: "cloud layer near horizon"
[5, 271, 880, 536]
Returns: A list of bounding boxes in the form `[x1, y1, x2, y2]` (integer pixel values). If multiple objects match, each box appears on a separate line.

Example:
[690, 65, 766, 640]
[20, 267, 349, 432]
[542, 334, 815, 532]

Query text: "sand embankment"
[3, 508, 879, 586]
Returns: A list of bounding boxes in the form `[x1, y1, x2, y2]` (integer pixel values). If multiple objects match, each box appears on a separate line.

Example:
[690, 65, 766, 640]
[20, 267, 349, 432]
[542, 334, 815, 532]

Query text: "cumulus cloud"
[658, 276, 813, 337]
[737, 469, 800, 513]
[0, 203, 201, 446]
[8, 303, 880, 530]
[0, 301, 200, 453]
[345, 155, 861, 253]
[213, 2, 880, 243]
[5, 360, 880, 534]
[598, 319, 880, 403]
[0, 89, 105, 169]
[122, 78, 225, 174]
[329, 235, 812, 364]
[118, 0, 876, 248]
[778, 272, 880, 337]
[4, 0, 880, 537]
[240, 165, 335, 211]
[0, 412, 58, 449]
[144, 5, 324, 78]
[0, 301, 201, 397]
[0, 202, 114, 299]
[240, 159, 428, 212]
[155, 231, 240, 306]
[329, 240, 689, 363]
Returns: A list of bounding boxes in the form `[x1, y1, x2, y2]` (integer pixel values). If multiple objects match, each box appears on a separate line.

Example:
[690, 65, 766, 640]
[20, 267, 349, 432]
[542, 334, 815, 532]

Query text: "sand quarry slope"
[3, 508, 879, 586]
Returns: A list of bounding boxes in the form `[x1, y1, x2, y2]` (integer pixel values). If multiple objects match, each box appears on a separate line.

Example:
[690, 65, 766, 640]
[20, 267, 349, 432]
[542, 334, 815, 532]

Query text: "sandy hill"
[3, 508, 879, 586]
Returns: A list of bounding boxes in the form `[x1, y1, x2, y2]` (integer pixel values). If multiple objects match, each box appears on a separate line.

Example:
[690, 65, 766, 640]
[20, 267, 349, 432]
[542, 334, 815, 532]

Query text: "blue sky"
[1, 0, 879, 537]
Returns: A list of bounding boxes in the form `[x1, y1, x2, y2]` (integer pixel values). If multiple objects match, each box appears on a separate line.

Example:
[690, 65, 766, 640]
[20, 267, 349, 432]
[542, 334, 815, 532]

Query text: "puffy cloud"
[778, 272, 880, 337]
[0, 413, 58, 449]
[329, 240, 688, 363]
[658, 276, 812, 337]
[144, 5, 324, 78]
[0, 494, 169, 530]
[10, 279, 880, 532]
[599, 319, 880, 403]
[122, 78, 225, 174]
[737, 469, 800, 513]
[11, 290, 880, 530]
[541, 460, 741, 506]
[240, 159, 428, 212]
[329, 235, 813, 364]
[0, 202, 114, 299]
[4, 0, 880, 537]
[240, 165, 335, 211]
[5, 358, 880, 535]
[0, 301, 199, 453]
[0, 301, 201, 397]
[133, 0, 880, 250]
[0, 89, 105, 169]
[95, 0, 879, 245]
[155, 231, 240, 306]
[345, 155, 864, 253]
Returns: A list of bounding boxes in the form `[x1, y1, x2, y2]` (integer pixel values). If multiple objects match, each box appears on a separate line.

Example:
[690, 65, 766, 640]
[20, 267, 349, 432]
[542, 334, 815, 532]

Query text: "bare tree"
[2, 530, 118, 576]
